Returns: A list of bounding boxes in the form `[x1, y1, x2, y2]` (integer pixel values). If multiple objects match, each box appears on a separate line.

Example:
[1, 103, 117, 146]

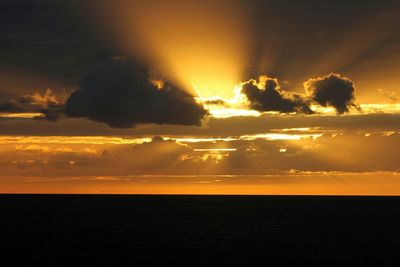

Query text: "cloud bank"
[1, 132, 399, 177]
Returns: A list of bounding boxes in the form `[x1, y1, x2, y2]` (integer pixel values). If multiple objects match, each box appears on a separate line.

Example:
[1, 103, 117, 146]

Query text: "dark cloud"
[65, 60, 207, 128]
[203, 99, 228, 106]
[0, 89, 64, 121]
[241, 73, 359, 115]
[241, 76, 313, 114]
[304, 73, 357, 114]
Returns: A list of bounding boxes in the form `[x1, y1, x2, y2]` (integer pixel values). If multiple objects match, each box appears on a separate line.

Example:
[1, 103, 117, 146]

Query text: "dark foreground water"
[1, 195, 400, 265]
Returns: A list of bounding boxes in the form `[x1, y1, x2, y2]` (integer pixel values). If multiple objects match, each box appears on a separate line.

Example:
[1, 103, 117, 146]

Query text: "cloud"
[241, 73, 359, 115]
[304, 73, 357, 114]
[214, 132, 400, 173]
[1, 132, 400, 176]
[65, 60, 207, 128]
[0, 89, 64, 121]
[241, 75, 313, 114]
[202, 98, 228, 106]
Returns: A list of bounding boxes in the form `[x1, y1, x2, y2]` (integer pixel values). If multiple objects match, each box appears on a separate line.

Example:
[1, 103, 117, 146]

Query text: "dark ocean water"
[1, 195, 400, 265]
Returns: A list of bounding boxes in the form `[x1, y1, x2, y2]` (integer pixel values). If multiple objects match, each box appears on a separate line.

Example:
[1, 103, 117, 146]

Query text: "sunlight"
[0, 136, 151, 145]
[240, 133, 323, 141]
[199, 84, 262, 118]
[0, 113, 43, 118]
[93, 1, 250, 98]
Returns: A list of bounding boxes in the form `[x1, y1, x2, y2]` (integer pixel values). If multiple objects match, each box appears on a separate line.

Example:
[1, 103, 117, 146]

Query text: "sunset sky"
[1, 0, 400, 194]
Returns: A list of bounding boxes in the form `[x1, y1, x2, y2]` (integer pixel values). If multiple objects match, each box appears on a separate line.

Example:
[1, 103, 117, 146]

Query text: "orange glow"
[1, 173, 400, 195]
[240, 133, 323, 141]
[196, 78, 400, 117]
[2, 1, 400, 197]
[91, 0, 251, 98]
[0, 113, 43, 118]
[150, 79, 165, 90]
[309, 103, 400, 115]
[0, 136, 151, 145]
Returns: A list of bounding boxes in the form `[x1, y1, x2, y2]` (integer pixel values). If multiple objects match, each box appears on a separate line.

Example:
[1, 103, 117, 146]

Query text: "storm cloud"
[65, 61, 207, 128]
[304, 73, 357, 114]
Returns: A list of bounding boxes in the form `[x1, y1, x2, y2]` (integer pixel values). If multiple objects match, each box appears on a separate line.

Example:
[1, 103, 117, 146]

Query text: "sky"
[0, 0, 400, 194]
